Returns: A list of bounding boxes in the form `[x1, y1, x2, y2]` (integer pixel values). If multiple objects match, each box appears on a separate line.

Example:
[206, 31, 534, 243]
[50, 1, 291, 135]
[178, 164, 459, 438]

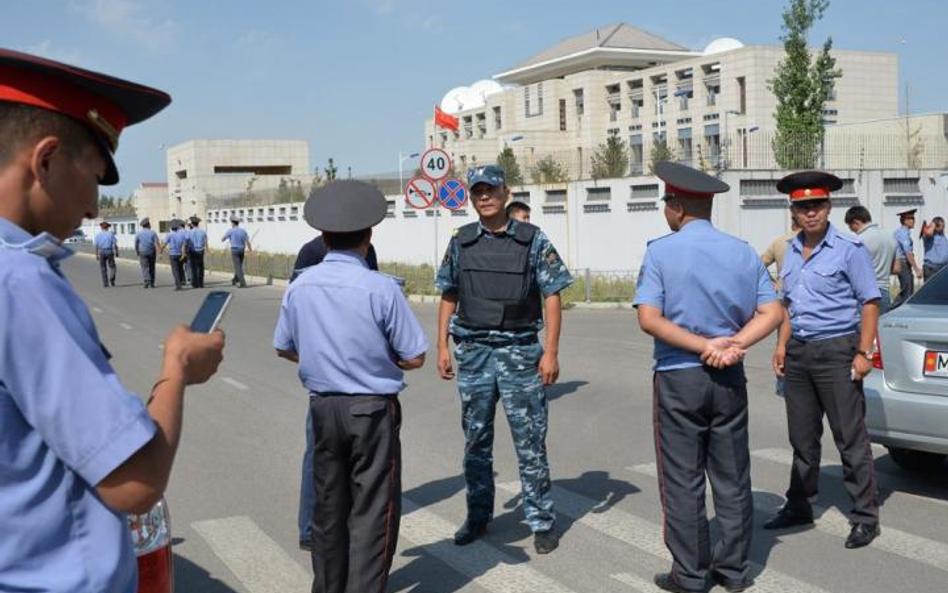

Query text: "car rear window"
[910, 268, 948, 305]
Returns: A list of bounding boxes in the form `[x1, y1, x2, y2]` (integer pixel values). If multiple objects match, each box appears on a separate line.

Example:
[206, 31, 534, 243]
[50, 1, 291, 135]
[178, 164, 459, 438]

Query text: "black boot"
[453, 518, 488, 546]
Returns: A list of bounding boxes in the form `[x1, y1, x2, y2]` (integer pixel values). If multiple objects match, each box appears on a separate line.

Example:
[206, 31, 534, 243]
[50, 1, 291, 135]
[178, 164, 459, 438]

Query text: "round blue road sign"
[438, 178, 467, 211]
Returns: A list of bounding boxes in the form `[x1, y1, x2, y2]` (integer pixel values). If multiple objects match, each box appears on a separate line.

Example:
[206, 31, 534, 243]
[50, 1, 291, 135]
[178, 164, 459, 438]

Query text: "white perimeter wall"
[186, 169, 948, 273]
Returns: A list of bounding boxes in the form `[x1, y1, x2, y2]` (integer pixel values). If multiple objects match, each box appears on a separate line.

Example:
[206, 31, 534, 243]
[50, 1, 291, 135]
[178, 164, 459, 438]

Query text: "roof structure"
[494, 23, 697, 85]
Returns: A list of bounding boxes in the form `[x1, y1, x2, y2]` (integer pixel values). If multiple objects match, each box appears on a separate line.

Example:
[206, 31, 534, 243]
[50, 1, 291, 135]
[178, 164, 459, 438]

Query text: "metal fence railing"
[70, 244, 637, 304]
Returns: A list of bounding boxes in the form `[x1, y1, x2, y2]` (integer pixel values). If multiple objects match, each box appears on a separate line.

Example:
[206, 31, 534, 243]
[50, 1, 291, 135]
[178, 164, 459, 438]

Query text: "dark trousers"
[309, 395, 401, 593]
[139, 253, 156, 287]
[893, 261, 914, 308]
[231, 250, 247, 287]
[783, 334, 878, 525]
[189, 250, 205, 288]
[923, 263, 946, 281]
[98, 252, 116, 286]
[653, 365, 752, 591]
[169, 255, 186, 288]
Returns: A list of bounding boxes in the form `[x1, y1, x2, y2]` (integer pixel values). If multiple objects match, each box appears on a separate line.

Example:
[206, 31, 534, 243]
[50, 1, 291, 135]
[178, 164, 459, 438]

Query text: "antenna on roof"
[596, 29, 600, 41]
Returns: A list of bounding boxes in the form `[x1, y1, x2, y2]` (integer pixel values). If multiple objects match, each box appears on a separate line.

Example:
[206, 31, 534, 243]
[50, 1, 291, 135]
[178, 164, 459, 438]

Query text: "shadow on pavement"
[173, 553, 240, 593]
[547, 380, 588, 402]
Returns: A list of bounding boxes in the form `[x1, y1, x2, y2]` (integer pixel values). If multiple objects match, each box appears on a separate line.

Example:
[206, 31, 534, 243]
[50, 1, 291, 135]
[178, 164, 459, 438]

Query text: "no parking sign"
[438, 178, 467, 211]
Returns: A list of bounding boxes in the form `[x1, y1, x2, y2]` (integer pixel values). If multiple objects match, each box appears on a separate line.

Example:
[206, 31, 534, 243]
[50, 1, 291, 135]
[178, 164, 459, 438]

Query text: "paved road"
[64, 254, 948, 593]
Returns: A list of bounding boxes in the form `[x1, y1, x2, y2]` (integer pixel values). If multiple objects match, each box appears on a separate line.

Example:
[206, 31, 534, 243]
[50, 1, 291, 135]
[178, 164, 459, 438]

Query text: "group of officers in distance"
[94, 213, 253, 290]
[0, 48, 891, 593]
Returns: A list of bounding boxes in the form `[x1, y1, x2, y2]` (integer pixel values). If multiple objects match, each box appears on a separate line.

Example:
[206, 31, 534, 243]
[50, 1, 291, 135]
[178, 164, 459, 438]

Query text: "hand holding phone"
[190, 291, 233, 333]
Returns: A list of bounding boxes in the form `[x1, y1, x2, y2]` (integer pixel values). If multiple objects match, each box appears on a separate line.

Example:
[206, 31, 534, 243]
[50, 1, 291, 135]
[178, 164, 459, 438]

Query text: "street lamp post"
[722, 109, 743, 170]
[398, 151, 420, 192]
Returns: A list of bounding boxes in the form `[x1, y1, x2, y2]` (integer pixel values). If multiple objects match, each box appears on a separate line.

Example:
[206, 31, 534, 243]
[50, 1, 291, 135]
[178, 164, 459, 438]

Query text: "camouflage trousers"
[454, 338, 555, 532]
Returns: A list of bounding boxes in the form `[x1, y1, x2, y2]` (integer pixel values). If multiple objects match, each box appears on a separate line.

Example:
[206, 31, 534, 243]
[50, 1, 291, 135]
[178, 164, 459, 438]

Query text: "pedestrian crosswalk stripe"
[627, 461, 948, 574]
[399, 498, 577, 593]
[610, 572, 667, 592]
[497, 482, 833, 593]
[751, 448, 948, 508]
[192, 515, 311, 593]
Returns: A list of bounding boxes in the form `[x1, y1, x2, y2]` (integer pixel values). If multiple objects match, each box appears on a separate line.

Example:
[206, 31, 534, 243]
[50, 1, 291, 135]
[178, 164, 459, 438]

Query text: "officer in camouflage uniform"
[436, 164, 573, 555]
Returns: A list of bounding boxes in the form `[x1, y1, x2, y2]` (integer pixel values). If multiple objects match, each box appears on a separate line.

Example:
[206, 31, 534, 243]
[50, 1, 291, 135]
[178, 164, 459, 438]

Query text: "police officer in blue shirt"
[634, 162, 782, 593]
[892, 208, 921, 307]
[921, 216, 948, 280]
[161, 218, 188, 290]
[134, 217, 159, 288]
[0, 48, 224, 593]
[188, 216, 207, 288]
[95, 220, 118, 287]
[436, 164, 573, 554]
[223, 215, 251, 288]
[766, 171, 882, 550]
[274, 180, 427, 593]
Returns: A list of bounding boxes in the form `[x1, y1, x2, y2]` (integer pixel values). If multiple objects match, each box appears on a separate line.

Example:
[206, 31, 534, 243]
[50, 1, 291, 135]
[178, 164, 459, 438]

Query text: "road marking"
[119, 322, 134, 330]
[222, 377, 249, 391]
[751, 448, 948, 508]
[628, 461, 948, 574]
[192, 515, 310, 593]
[92, 307, 103, 313]
[400, 498, 577, 593]
[497, 482, 832, 593]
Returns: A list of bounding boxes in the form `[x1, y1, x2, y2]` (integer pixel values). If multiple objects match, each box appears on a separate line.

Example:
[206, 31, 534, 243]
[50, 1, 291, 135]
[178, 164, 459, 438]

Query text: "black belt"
[310, 391, 397, 398]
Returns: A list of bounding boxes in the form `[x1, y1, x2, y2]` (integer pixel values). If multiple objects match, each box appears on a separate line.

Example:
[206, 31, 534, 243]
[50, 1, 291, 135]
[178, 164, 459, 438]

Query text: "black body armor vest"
[455, 222, 542, 330]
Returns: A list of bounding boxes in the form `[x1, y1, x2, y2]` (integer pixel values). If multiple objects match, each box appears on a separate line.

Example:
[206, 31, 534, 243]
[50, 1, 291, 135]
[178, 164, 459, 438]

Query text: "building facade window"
[573, 88, 584, 116]
[524, 82, 544, 118]
[493, 106, 502, 130]
[630, 134, 644, 175]
[704, 123, 721, 167]
[677, 128, 693, 167]
[559, 99, 567, 131]
[737, 76, 746, 114]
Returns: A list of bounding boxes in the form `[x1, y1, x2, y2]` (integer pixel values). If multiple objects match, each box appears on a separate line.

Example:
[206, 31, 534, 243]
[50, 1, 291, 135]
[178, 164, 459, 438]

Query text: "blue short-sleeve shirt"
[923, 233, 948, 267]
[163, 230, 187, 256]
[94, 231, 117, 252]
[274, 250, 428, 394]
[894, 226, 913, 261]
[632, 219, 778, 371]
[223, 227, 249, 251]
[189, 228, 207, 252]
[0, 218, 157, 593]
[434, 219, 574, 341]
[781, 223, 882, 341]
[134, 229, 158, 255]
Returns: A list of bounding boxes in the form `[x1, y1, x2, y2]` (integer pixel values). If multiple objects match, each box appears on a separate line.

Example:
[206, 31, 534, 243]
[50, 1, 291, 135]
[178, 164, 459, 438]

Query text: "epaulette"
[646, 232, 675, 246]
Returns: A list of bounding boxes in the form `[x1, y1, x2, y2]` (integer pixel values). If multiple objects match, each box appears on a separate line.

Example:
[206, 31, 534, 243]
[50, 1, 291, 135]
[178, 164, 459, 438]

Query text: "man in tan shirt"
[760, 218, 800, 396]
[760, 218, 801, 291]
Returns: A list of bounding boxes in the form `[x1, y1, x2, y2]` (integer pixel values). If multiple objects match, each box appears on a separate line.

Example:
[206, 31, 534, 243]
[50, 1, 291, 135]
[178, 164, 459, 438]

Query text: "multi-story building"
[425, 23, 899, 180]
[166, 139, 311, 220]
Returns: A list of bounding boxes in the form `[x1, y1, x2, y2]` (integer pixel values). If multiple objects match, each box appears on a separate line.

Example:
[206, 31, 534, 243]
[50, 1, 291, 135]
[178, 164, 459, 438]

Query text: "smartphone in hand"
[190, 291, 233, 333]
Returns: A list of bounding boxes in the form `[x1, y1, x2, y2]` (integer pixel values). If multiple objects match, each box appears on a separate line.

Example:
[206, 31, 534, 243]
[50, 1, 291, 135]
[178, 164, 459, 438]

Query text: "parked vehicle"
[128, 498, 174, 593]
[864, 267, 948, 472]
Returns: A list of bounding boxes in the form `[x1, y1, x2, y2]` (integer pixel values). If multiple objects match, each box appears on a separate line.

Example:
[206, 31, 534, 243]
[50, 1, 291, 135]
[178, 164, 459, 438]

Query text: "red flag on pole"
[434, 105, 459, 131]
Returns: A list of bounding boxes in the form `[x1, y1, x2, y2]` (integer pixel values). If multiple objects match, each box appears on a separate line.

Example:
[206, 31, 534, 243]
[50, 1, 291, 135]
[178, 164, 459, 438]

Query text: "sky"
[4, 0, 947, 197]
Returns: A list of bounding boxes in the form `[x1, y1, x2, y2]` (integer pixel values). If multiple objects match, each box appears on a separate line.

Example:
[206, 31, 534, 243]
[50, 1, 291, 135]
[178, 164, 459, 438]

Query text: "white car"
[864, 268, 948, 471]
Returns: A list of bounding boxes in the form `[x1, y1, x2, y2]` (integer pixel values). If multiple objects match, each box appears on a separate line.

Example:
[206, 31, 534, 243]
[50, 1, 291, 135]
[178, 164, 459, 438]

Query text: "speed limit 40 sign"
[420, 148, 452, 182]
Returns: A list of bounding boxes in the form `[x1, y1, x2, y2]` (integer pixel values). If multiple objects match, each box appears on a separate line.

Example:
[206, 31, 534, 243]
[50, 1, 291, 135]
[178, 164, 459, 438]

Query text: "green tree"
[531, 155, 569, 184]
[769, 0, 841, 170]
[496, 147, 523, 185]
[591, 131, 629, 179]
[324, 158, 338, 181]
[289, 180, 306, 202]
[648, 138, 675, 174]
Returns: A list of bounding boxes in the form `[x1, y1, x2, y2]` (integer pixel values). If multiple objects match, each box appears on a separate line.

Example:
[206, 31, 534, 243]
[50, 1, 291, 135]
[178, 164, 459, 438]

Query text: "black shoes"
[711, 570, 754, 592]
[845, 522, 880, 549]
[763, 506, 814, 530]
[453, 518, 488, 546]
[533, 529, 559, 554]
[653, 572, 700, 593]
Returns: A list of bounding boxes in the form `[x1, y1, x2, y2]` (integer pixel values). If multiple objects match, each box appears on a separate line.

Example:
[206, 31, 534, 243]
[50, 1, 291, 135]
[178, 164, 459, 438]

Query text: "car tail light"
[872, 337, 883, 370]
[128, 498, 174, 593]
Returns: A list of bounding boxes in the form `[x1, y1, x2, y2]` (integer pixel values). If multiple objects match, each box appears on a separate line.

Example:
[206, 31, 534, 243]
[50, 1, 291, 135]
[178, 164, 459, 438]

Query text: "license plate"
[923, 350, 948, 377]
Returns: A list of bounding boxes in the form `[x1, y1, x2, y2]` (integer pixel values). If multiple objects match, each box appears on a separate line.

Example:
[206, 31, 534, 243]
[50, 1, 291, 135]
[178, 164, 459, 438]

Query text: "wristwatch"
[856, 349, 873, 361]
